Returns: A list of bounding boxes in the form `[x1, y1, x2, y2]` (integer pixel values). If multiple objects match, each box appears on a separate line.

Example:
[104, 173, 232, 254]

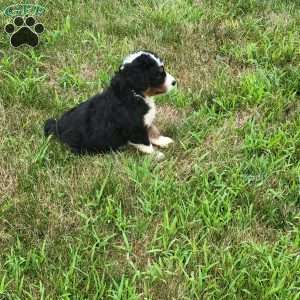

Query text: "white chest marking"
[144, 97, 156, 127]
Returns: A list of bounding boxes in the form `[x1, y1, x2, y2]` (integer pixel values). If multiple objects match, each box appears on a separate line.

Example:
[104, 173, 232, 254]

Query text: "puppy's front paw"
[151, 136, 174, 148]
[152, 151, 165, 161]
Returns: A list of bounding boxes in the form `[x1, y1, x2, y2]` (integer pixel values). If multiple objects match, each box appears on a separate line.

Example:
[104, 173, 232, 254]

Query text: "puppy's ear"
[121, 63, 148, 93]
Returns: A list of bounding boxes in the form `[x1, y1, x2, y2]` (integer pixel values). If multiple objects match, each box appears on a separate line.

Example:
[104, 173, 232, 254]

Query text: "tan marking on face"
[143, 85, 167, 97]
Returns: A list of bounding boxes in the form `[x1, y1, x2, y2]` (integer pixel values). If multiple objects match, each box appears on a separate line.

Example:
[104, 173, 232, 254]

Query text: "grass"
[1, 0, 300, 299]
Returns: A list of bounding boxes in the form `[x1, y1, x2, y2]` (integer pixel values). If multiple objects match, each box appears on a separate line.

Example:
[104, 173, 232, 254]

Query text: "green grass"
[1, 0, 300, 299]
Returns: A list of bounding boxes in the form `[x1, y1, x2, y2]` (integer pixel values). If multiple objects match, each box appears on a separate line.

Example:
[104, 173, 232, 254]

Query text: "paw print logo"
[4, 16, 44, 48]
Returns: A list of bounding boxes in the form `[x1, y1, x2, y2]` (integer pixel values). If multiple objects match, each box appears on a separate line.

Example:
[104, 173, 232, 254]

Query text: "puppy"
[44, 51, 177, 159]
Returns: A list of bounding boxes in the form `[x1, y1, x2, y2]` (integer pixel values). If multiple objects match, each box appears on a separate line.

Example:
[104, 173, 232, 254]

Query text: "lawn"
[1, 0, 300, 299]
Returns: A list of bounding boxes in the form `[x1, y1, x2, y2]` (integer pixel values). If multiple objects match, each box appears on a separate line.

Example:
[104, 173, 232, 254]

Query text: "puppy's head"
[118, 51, 177, 96]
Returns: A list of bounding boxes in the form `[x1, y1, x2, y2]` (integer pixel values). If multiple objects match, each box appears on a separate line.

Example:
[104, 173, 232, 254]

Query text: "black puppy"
[44, 51, 176, 159]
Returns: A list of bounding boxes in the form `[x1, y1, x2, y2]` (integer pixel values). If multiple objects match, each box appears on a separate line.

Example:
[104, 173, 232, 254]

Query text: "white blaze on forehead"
[121, 51, 163, 68]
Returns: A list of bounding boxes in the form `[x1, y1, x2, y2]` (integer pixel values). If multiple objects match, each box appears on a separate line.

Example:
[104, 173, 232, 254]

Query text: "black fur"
[44, 118, 57, 137]
[44, 52, 166, 154]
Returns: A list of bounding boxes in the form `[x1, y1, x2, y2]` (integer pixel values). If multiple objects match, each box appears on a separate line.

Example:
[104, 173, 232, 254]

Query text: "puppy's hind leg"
[129, 142, 165, 161]
[129, 126, 165, 160]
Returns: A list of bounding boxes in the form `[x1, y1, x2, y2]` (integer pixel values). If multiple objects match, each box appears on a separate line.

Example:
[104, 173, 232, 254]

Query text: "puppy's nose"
[172, 80, 177, 86]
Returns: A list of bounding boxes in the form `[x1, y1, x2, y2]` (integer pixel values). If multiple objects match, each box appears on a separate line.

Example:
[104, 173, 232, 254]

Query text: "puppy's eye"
[159, 66, 164, 73]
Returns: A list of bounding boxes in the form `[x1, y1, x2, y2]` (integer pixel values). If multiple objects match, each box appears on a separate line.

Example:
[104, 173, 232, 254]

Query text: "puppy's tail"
[44, 118, 57, 137]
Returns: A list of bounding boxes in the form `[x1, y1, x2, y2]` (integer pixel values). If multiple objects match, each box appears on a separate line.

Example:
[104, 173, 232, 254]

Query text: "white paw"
[150, 136, 174, 148]
[152, 151, 165, 161]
